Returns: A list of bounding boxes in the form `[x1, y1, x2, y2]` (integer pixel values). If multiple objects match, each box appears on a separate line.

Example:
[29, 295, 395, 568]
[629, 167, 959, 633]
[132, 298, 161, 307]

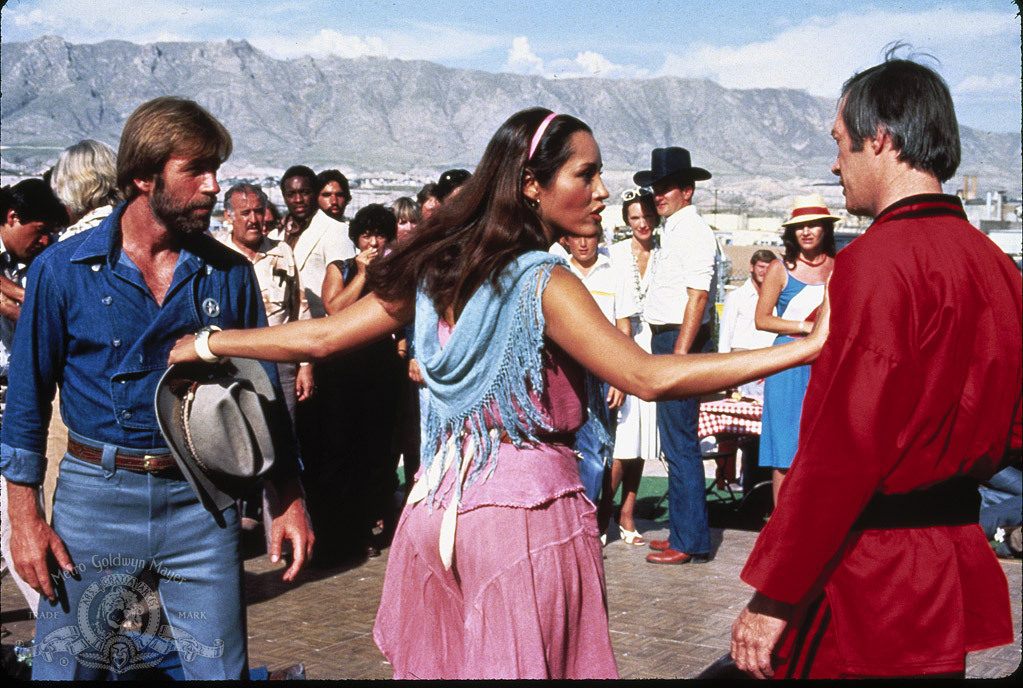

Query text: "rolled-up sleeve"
[681, 219, 716, 293]
[0, 259, 66, 485]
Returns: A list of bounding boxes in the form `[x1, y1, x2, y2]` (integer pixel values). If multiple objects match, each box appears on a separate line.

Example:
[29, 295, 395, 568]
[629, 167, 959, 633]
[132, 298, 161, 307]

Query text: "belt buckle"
[142, 454, 165, 473]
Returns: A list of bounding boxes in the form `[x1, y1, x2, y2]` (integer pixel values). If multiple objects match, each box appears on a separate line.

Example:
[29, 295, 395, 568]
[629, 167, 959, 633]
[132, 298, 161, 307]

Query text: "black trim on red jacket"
[873, 193, 968, 225]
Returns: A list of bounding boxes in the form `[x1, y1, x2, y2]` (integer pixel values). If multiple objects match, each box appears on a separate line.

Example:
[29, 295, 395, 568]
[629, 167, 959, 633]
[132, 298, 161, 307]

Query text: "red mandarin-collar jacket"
[742, 194, 1021, 675]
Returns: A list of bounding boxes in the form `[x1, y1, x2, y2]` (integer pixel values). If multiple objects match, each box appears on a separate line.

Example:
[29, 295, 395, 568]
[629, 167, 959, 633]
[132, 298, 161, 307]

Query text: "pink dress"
[373, 336, 619, 679]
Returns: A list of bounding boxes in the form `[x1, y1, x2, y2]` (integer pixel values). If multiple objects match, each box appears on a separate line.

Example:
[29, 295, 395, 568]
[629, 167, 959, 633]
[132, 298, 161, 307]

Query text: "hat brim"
[155, 359, 278, 513]
[781, 213, 841, 227]
[633, 167, 712, 187]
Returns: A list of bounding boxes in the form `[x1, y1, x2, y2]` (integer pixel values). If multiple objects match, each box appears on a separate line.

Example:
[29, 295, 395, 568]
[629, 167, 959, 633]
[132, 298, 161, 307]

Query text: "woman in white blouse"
[602, 189, 661, 545]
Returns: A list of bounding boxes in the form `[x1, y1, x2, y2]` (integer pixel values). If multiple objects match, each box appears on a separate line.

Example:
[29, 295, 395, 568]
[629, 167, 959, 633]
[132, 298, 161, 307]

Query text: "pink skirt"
[373, 491, 618, 679]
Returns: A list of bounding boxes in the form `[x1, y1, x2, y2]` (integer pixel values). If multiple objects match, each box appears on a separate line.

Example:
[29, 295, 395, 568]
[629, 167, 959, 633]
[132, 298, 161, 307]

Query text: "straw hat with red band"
[781, 194, 841, 227]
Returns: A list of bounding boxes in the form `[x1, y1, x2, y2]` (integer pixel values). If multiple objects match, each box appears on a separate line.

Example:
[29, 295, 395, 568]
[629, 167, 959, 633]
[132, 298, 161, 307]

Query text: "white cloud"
[657, 9, 1019, 97]
[503, 37, 648, 80]
[10, 8, 50, 28]
[306, 30, 388, 59]
[955, 73, 1020, 94]
[573, 51, 648, 78]
[3, 0, 229, 41]
[504, 36, 545, 75]
[252, 23, 504, 63]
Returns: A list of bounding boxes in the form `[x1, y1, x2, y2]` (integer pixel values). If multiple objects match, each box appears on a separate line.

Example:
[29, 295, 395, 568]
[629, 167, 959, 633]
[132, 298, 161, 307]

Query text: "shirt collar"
[873, 193, 967, 225]
[69, 201, 208, 273]
[665, 204, 697, 226]
[215, 230, 274, 262]
[70, 202, 127, 267]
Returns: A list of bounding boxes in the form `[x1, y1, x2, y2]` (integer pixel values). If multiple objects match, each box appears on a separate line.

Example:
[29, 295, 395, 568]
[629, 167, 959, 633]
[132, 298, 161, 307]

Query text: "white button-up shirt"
[718, 278, 777, 352]
[553, 246, 628, 324]
[643, 204, 717, 326]
[215, 233, 310, 326]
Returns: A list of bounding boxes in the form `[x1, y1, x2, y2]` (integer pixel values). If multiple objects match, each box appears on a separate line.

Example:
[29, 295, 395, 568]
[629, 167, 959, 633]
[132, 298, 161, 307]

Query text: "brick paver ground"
[4, 513, 1018, 679]
[2, 411, 1019, 679]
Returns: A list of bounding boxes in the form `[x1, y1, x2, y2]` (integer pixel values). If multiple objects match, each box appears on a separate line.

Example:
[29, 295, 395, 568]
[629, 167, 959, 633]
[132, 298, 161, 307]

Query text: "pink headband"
[528, 113, 558, 160]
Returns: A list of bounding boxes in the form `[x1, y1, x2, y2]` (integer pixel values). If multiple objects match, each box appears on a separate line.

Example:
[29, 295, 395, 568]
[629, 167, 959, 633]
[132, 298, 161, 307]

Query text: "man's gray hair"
[223, 183, 265, 214]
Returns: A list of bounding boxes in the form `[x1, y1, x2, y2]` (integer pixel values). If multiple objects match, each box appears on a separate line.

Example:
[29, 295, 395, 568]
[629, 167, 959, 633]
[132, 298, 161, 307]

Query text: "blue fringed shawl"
[409, 251, 611, 567]
[414, 251, 559, 499]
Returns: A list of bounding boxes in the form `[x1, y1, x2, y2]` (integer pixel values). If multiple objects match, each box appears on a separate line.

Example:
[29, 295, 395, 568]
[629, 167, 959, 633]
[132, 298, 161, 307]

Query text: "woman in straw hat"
[755, 194, 838, 505]
[170, 108, 829, 678]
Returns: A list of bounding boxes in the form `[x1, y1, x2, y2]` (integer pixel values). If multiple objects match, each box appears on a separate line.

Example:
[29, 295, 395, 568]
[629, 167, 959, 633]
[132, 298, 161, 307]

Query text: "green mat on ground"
[397, 469, 771, 530]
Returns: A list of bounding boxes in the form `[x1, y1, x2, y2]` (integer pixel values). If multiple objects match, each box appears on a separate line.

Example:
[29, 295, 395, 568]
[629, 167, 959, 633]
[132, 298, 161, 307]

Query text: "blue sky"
[2, 0, 1019, 132]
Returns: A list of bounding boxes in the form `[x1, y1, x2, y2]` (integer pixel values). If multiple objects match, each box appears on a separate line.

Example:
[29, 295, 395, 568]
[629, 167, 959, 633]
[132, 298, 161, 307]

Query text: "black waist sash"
[852, 477, 981, 530]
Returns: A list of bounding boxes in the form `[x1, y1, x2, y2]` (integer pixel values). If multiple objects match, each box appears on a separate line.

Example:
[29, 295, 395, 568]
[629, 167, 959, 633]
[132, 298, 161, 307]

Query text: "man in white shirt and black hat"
[634, 147, 718, 565]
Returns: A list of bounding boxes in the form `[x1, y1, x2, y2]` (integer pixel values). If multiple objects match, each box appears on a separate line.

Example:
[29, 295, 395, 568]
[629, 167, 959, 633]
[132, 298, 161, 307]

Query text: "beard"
[149, 174, 215, 235]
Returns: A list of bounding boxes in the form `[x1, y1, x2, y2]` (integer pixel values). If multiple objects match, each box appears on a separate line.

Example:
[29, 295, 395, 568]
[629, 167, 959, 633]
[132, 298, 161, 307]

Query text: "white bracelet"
[194, 326, 224, 363]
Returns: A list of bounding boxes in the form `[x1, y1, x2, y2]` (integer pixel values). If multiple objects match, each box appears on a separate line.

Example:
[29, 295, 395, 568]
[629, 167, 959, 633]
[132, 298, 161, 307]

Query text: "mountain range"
[2, 35, 1019, 208]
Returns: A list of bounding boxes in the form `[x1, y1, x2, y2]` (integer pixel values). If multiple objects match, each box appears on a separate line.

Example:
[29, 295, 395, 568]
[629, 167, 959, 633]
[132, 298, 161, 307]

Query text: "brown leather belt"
[67, 437, 178, 475]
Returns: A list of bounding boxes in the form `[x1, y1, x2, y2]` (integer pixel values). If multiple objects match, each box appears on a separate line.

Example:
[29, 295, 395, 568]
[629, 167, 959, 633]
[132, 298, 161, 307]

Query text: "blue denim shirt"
[0, 204, 299, 485]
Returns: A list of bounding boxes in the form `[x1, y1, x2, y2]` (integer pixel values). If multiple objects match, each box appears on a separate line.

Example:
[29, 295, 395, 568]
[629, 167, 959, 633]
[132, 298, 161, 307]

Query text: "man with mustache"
[315, 169, 351, 224]
[0, 97, 313, 679]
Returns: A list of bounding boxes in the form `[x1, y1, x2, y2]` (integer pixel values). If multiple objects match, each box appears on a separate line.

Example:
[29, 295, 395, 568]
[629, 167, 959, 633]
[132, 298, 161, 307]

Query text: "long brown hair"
[782, 220, 836, 267]
[368, 108, 592, 319]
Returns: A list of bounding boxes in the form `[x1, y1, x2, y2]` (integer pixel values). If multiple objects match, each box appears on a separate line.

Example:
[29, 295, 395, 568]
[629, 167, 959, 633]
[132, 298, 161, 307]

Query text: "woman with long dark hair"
[755, 194, 838, 505]
[170, 109, 828, 678]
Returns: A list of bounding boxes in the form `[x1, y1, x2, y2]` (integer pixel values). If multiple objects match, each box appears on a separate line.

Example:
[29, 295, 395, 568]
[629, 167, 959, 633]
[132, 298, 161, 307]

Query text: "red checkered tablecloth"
[698, 399, 763, 438]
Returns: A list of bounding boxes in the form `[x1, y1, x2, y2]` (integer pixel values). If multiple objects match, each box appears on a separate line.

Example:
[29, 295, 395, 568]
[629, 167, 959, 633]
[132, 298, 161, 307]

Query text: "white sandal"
[619, 525, 645, 546]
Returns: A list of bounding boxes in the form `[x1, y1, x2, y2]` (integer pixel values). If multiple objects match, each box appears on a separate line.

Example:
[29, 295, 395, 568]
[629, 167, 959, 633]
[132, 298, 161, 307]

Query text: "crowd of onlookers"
[3, 137, 1020, 572]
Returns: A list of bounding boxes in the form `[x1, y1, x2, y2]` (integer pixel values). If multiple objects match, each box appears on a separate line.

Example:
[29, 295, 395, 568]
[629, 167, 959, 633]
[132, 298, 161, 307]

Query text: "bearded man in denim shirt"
[0, 97, 314, 680]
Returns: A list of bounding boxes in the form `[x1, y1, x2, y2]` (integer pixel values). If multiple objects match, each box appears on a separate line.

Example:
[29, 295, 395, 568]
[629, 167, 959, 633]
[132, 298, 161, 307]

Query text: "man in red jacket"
[730, 51, 1022, 679]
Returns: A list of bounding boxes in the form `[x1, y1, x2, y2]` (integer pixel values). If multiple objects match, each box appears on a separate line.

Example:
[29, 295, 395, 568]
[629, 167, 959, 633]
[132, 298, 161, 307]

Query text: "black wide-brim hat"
[633, 147, 712, 187]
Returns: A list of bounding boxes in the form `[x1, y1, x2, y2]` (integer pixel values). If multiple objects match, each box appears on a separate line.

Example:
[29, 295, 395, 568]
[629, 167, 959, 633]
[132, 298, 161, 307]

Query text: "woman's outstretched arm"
[169, 293, 413, 365]
[755, 260, 810, 335]
[542, 266, 826, 401]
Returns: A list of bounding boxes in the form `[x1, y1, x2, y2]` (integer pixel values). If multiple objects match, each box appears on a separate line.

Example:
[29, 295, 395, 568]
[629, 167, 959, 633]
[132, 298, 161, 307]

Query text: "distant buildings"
[957, 175, 1022, 260]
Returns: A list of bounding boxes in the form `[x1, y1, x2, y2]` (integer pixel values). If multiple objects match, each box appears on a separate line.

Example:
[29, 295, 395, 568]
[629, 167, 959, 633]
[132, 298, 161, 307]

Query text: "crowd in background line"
[3, 135, 1021, 569]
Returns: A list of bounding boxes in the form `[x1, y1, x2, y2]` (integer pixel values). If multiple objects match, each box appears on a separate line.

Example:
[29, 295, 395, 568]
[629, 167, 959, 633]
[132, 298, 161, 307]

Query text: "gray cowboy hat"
[633, 147, 712, 187]
[155, 359, 278, 512]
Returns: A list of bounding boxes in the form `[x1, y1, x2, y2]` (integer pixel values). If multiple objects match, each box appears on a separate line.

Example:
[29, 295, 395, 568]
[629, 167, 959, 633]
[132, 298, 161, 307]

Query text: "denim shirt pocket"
[107, 268, 226, 431]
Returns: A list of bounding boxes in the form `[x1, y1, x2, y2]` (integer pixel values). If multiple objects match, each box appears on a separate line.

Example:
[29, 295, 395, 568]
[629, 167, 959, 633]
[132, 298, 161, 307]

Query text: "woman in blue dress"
[756, 194, 838, 506]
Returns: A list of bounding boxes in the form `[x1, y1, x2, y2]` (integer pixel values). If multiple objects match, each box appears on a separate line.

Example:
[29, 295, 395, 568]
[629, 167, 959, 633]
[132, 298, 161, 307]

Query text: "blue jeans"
[652, 329, 712, 555]
[31, 445, 247, 680]
[979, 466, 1022, 538]
[574, 416, 609, 506]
